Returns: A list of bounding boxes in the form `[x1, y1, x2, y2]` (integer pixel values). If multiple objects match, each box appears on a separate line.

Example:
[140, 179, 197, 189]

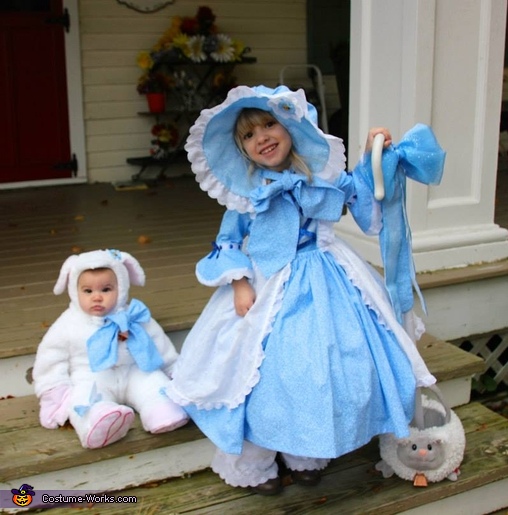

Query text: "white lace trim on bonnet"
[184, 85, 347, 213]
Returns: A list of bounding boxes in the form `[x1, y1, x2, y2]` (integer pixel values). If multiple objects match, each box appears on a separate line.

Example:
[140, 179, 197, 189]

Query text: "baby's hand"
[365, 127, 392, 153]
[232, 278, 256, 316]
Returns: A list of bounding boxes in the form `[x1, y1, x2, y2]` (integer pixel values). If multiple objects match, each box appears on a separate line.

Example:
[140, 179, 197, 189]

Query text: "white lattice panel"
[457, 329, 508, 390]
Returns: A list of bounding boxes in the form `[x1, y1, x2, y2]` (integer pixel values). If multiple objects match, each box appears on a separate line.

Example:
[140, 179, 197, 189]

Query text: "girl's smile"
[241, 119, 292, 171]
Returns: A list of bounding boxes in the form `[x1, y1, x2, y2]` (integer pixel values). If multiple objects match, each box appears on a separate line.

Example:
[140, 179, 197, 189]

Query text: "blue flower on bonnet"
[267, 96, 304, 122]
[184, 85, 346, 214]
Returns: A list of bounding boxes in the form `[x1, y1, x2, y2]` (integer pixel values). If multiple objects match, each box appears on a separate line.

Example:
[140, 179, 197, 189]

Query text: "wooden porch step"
[10, 402, 508, 515]
[0, 394, 213, 493]
[0, 338, 486, 496]
[416, 333, 485, 406]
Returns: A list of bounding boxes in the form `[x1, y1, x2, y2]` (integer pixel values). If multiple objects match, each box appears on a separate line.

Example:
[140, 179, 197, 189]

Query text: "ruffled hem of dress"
[211, 466, 279, 488]
[211, 451, 279, 487]
[184, 87, 347, 213]
[168, 264, 292, 411]
[196, 267, 253, 287]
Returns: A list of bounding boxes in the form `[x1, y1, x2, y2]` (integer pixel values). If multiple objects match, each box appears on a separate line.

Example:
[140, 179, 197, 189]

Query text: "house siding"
[79, 0, 326, 183]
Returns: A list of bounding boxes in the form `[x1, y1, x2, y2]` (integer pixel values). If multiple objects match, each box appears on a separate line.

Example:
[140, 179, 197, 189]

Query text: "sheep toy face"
[396, 435, 445, 471]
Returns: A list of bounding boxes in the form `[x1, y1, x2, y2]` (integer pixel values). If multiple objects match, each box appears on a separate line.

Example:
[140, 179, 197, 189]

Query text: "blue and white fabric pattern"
[167, 163, 437, 458]
[174, 83, 444, 462]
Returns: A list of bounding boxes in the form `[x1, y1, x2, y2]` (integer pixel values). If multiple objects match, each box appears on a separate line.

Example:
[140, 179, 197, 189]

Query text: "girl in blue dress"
[166, 85, 445, 495]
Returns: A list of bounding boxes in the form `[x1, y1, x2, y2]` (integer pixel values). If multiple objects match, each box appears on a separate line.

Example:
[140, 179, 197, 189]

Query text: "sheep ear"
[121, 252, 145, 287]
[53, 255, 79, 295]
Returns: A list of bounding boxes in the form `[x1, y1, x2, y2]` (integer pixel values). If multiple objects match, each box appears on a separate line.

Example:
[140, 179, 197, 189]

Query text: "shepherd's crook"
[372, 132, 386, 201]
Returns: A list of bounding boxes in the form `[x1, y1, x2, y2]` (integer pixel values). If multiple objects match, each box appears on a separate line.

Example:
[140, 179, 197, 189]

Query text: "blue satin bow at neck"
[247, 170, 345, 277]
[366, 123, 446, 323]
[87, 298, 164, 372]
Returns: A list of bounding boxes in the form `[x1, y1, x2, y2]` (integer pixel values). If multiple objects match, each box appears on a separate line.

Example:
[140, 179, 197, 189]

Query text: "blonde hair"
[234, 108, 312, 181]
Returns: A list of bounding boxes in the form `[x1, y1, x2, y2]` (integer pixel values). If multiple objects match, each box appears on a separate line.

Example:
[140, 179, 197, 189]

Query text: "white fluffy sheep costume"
[32, 249, 188, 449]
[375, 385, 465, 486]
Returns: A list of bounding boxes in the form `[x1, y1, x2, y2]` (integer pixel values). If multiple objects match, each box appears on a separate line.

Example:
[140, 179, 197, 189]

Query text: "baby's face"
[77, 268, 118, 316]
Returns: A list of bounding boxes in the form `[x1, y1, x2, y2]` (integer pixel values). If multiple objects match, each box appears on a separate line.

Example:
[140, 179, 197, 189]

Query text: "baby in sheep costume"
[32, 249, 189, 449]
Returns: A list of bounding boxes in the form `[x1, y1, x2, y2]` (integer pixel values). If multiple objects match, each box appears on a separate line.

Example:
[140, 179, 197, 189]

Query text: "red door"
[0, 0, 71, 183]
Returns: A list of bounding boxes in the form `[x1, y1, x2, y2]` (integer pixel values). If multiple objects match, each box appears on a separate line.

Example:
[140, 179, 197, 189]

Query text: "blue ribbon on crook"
[360, 123, 446, 323]
[86, 298, 164, 372]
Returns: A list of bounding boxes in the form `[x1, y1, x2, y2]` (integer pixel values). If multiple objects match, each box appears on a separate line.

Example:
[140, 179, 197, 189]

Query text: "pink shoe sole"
[86, 408, 135, 448]
[142, 400, 189, 434]
[150, 415, 189, 434]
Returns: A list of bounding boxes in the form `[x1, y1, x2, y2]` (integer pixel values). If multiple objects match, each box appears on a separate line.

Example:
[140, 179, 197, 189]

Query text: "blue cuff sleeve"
[338, 167, 382, 235]
[195, 210, 254, 286]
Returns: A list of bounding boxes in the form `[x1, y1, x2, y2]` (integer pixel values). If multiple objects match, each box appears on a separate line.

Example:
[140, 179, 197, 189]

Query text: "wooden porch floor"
[0, 176, 224, 359]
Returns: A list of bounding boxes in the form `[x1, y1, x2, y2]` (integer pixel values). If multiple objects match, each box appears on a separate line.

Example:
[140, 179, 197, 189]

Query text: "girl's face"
[238, 115, 292, 171]
[77, 268, 118, 316]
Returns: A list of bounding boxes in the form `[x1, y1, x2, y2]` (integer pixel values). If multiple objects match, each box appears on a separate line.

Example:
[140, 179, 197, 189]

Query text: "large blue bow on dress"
[364, 124, 446, 323]
[248, 170, 345, 277]
[86, 298, 164, 372]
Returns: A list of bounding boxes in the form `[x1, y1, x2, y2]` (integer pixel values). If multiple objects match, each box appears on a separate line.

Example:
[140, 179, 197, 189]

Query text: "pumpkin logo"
[11, 484, 35, 507]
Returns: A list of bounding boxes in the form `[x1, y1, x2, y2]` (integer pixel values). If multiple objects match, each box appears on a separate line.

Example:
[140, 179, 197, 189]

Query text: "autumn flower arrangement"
[136, 70, 173, 95]
[137, 6, 248, 77]
[150, 121, 179, 159]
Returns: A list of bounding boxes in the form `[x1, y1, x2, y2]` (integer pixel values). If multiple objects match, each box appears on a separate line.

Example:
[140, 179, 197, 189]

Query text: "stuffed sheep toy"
[375, 386, 466, 486]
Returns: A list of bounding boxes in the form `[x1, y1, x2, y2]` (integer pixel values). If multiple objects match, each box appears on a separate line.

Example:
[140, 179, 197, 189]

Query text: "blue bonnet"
[184, 85, 346, 213]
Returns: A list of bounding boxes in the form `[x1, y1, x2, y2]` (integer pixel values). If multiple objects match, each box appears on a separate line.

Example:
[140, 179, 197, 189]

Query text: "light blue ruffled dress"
[167, 139, 441, 458]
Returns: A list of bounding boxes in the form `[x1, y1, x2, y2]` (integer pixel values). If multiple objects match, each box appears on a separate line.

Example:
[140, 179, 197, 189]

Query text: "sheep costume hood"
[54, 249, 145, 312]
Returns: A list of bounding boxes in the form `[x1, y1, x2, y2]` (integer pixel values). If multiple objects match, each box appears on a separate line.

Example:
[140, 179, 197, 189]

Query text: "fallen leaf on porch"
[141, 479, 165, 488]
[41, 321, 50, 328]
[100, 199, 109, 206]
[71, 245, 83, 253]
[74, 215, 85, 221]
[49, 229, 57, 235]
[137, 235, 152, 244]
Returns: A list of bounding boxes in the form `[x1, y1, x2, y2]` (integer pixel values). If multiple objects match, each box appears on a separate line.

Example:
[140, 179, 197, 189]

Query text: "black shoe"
[251, 476, 283, 496]
[291, 469, 321, 486]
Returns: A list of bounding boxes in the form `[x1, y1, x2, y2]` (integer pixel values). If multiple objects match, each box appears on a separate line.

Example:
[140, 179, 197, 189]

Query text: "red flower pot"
[146, 92, 166, 113]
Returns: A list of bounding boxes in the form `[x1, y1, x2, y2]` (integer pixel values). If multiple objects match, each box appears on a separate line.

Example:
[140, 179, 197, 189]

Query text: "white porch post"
[340, 0, 508, 272]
